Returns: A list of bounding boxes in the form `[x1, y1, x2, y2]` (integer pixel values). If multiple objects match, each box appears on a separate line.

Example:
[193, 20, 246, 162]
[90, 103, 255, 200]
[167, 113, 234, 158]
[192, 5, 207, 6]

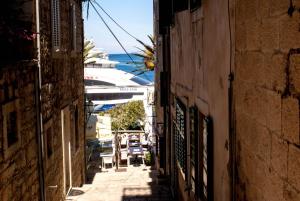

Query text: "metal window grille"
[51, 0, 61, 50]
[174, 99, 186, 173]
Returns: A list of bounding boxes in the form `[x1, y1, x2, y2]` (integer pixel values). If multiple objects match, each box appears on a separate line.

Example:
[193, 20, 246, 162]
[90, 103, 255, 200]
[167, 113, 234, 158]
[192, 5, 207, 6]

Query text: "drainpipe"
[228, 0, 236, 200]
[35, 0, 46, 200]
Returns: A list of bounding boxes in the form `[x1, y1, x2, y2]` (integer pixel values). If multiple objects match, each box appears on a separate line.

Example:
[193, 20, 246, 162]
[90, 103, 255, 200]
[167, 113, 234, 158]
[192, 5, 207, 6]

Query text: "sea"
[109, 54, 154, 82]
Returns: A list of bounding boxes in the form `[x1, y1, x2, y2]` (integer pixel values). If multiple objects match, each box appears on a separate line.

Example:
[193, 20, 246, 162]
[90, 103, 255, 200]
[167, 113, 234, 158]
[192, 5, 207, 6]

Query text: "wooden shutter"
[51, 0, 61, 50]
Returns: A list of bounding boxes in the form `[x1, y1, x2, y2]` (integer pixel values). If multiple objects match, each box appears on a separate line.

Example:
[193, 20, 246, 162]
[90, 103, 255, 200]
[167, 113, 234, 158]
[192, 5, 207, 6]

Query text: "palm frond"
[148, 35, 155, 47]
[133, 53, 152, 60]
[136, 39, 154, 54]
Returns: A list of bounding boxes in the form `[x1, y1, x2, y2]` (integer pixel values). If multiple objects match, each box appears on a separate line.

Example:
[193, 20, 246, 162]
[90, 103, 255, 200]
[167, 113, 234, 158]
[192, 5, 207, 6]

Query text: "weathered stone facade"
[235, 1, 300, 201]
[0, 0, 85, 201]
[154, 0, 300, 201]
[0, 64, 40, 201]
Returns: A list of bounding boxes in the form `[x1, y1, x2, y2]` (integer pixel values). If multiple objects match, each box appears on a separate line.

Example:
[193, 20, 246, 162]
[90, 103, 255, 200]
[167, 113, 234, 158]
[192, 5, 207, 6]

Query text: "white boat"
[84, 54, 154, 107]
[84, 50, 154, 138]
[85, 48, 119, 68]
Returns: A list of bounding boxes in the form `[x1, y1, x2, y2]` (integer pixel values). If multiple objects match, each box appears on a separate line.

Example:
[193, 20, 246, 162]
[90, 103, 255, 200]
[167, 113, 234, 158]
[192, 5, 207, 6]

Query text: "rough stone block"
[236, 22, 247, 51]
[261, 18, 280, 52]
[26, 140, 37, 162]
[236, 51, 264, 84]
[236, 1, 246, 23]
[263, 53, 286, 92]
[279, 13, 300, 50]
[266, 89, 282, 134]
[2, 183, 12, 201]
[236, 110, 271, 162]
[290, 54, 300, 95]
[282, 97, 299, 144]
[246, 19, 261, 50]
[257, 0, 271, 18]
[284, 182, 300, 201]
[263, 170, 285, 201]
[244, 0, 258, 20]
[287, 145, 300, 188]
[270, 0, 289, 16]
[271, 134, 288, 179]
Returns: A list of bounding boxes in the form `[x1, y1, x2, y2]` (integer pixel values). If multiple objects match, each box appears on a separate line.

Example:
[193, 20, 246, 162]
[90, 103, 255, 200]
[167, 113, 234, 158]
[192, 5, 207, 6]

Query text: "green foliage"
[100, 101, 145, 131]
[144, 151, 154, 166]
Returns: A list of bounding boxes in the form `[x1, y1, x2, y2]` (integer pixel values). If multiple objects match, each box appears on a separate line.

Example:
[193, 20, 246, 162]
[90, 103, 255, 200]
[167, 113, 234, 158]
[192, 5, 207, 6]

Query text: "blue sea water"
[109, 54, 154, 82]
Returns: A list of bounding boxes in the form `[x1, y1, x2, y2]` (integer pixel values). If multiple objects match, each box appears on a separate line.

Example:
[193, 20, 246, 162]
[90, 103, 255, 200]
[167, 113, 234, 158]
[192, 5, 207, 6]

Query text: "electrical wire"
[89, 1, 152, 81]
[92, 0, 140, 41]
[90, 1, 137, 66]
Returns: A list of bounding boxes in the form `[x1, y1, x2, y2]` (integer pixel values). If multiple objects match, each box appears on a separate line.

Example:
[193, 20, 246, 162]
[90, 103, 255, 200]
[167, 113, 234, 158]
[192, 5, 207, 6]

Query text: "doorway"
[61, 106, 72, 195]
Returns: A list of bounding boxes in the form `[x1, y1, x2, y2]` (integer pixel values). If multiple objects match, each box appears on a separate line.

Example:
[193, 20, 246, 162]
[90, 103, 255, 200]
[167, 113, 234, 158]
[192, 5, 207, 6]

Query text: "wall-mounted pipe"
[35, 0, 46, 200]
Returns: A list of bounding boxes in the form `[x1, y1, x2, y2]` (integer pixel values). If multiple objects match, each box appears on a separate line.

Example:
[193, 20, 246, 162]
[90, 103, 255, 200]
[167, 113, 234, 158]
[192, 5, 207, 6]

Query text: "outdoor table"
[128, 146, 144, 164]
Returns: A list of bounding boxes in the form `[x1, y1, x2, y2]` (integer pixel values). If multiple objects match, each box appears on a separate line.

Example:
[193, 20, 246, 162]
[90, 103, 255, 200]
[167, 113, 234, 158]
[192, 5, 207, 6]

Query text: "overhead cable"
[90, 1, 137, 66]
[90, 1, 152, 81]
[92, 0, 140, 41]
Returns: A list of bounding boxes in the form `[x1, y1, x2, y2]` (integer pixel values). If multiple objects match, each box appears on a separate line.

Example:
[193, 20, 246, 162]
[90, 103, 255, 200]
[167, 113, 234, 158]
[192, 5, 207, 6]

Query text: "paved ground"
[66, 158, 172, 201]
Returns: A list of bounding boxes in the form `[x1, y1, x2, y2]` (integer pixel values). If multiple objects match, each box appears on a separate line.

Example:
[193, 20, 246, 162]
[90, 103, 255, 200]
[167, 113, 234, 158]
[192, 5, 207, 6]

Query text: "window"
[190, 0, 202, 11]
[46, 127, 53, 158]
[2, 100, 20, 159]
[199, 115, 213, 201]
[70, 1, 77, 51]
[174, 99, 186, 173]
[51, 0, 61, 50]
[189, 107, 198, 193]
[7, 111, 18, 147]
[189, 106, 213, 200]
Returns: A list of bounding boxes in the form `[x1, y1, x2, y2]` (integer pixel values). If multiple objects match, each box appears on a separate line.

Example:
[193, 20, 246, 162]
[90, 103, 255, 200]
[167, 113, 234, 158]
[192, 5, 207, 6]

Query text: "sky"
[83, 0, 153, 54]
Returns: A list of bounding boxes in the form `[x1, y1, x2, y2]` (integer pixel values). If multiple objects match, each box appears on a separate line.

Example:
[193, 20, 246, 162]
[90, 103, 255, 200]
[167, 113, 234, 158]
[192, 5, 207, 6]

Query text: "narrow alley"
[66, 164, 172, 201]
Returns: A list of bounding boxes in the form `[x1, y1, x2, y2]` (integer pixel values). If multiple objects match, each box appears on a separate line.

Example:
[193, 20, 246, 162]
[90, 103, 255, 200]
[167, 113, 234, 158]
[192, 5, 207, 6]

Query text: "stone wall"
[234, 0, 300, 200]
[0, 63, 40, 201]
[155, 0, 232, 200]
[0, 0, 85, 200]
[39, 0, 85, 200]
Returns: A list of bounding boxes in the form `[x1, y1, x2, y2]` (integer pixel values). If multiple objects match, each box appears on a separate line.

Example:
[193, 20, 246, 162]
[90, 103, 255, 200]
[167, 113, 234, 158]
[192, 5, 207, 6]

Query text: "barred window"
[174, 99, 186, 173]
[51, 0, 61, 50]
